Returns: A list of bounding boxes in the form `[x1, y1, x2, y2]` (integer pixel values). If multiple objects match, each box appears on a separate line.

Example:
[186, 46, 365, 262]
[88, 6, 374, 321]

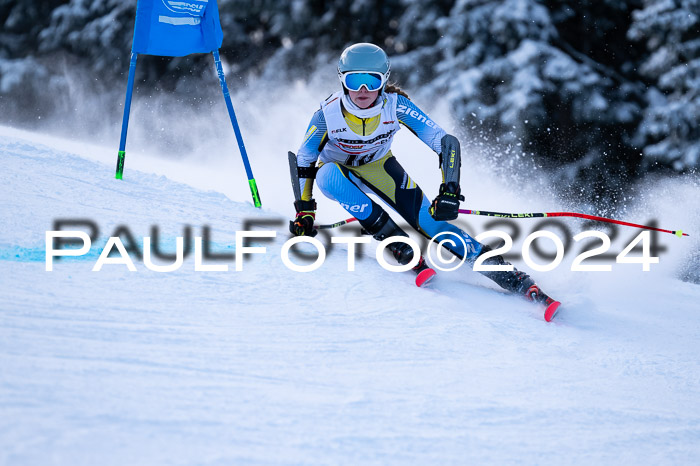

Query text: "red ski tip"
[544, 301, 562, 322]
[415, 267, 437, 287]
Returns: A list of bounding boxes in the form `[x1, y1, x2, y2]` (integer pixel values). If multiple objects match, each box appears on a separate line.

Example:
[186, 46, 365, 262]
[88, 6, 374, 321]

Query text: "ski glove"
[429, 182, 464, 221]
[289, 199, 318, 237]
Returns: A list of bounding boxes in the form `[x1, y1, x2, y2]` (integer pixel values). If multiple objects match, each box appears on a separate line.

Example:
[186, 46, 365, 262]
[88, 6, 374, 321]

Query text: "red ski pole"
[313, 210, 689, 237]
[315, 217, 358, 230]
[458, 209, 689, 237]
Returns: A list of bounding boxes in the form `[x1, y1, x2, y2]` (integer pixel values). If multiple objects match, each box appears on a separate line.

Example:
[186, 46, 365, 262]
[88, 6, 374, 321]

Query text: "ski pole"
[312, 210, 689, 237]
[458, 209, 689, 237]
[315, 217, 358, 230]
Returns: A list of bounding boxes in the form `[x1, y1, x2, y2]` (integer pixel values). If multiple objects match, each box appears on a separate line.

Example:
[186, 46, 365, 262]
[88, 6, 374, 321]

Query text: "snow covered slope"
[1, 127, 699, 465]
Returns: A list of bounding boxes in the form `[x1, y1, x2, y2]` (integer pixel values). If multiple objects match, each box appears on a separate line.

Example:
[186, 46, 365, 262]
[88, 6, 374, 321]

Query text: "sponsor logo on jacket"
[397, 104, 438, 128]
[335, 129, 397, 145]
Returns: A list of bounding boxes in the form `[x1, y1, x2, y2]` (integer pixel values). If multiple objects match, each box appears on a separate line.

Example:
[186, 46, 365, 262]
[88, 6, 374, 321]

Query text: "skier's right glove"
[289, 199, 318, 237]
[429, 182, 464, 221]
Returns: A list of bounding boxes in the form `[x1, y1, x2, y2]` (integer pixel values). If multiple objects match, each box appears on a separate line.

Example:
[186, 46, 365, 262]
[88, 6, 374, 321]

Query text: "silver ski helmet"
[337, 43, 390, 93]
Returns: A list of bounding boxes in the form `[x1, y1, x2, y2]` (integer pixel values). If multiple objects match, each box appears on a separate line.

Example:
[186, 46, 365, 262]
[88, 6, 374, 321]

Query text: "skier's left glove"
[289, 199, 318, 237]
[429, 182, 464, 221]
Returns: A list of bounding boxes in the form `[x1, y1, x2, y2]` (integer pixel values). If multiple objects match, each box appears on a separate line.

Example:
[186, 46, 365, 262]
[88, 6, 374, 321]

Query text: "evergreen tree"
[628, 0, 700, 172]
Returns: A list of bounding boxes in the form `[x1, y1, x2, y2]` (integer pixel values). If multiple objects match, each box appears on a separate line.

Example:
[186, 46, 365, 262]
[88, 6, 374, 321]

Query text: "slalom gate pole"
[115, 52, 138, 180]
[458, 209, 689, 237]
[213, 50, 261, 208]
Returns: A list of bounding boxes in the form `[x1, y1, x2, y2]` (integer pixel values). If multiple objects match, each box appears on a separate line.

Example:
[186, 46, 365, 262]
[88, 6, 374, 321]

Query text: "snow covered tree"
[0, 0, 67, 120]
[389, 0, 648, 203]
[37, 0, 136, 74]
[628, 0, 700, 172]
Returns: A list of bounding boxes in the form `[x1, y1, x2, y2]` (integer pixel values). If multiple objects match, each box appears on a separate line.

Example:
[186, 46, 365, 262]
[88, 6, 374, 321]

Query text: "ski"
[543, 299, 562, 322]
[526, 285, 562, 322]
[413, 256, 437, 287]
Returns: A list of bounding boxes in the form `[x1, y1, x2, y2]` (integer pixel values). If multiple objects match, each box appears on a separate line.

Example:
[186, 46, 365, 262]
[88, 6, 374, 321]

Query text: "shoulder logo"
[331, 128, 347, 134]
[303, 125, 317, 144]
[382, 120, 395, 125]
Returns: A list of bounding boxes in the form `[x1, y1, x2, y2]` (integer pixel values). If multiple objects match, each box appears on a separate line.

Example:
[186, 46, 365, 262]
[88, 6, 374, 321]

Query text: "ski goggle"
[341, 72, 386, 92]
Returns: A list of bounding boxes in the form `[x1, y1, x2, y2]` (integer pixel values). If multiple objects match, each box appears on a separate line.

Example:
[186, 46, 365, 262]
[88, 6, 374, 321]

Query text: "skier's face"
[348, 87, 379, 109]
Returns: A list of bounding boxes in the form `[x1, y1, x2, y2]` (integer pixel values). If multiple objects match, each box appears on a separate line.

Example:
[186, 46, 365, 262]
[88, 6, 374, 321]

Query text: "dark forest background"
[1, 0, 698, 207]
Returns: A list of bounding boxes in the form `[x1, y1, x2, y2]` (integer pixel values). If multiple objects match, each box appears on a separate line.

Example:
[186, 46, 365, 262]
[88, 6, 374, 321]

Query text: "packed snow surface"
[1, 126, 699, 465]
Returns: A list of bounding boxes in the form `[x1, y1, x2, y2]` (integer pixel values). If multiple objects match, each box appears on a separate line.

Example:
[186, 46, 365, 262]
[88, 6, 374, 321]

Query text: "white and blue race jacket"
[296, 91, 447, 196]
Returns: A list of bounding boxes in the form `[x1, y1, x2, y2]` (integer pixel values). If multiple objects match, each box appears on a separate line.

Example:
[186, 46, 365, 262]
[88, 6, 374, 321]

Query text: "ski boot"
[524, 283, 562, 322]
[362, 211, 415, 265]
[362, 211, 436, 287]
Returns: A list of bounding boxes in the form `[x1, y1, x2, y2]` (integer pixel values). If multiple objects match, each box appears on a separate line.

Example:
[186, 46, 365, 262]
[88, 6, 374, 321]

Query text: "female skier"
[289, 43, 560, 320]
